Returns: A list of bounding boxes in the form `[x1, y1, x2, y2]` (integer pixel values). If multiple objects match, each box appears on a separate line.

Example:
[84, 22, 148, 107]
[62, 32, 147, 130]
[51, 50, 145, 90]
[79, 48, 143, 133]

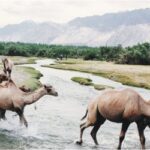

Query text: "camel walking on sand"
[2, 57, 14, 79]
[0, 80, 58, 127]
[76, 88, 150, 149]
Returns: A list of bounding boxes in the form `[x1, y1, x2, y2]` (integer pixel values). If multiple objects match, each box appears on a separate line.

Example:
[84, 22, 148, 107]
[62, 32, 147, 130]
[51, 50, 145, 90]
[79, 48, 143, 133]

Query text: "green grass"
[94, 84, 114, 90]
[12, 57, 38, 65]
[0, 56, 38, 65]
[71, 77, 93, 86]
[57, 59, 83, 64]
[19, 67, 42, 91]
[71, 76, 113, 90]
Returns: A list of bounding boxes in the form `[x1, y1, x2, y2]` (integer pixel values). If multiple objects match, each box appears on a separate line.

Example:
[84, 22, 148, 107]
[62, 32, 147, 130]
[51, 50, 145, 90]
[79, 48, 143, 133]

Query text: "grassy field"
[8, 56, 38, 65]
[44, 59, 150, 89]
[14, 66, 42, 91]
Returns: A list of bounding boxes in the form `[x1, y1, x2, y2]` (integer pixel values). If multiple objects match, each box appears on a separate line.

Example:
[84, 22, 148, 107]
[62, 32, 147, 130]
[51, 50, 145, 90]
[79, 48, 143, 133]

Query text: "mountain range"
[0, 8, 150, 47]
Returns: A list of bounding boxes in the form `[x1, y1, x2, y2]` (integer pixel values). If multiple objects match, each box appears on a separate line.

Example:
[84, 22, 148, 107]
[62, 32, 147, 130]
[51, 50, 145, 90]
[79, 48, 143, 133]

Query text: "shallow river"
[0, 59, 150, 149]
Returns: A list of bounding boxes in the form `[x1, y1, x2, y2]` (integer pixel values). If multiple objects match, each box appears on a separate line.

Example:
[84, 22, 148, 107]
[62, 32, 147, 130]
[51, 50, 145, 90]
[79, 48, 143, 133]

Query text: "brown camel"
[19, 85, 38, 110]
[2, 57, 13, 79]
[0, 73, 36, 119]
[0, 84, 32, 120]
[0, 80, 58, 127]
[76, 88, 150, 149]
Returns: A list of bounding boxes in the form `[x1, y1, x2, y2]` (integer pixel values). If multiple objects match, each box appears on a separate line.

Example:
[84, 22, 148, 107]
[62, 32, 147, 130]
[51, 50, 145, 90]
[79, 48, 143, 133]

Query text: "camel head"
[43, 84, 58, 96]
[0, 73, 8, 83]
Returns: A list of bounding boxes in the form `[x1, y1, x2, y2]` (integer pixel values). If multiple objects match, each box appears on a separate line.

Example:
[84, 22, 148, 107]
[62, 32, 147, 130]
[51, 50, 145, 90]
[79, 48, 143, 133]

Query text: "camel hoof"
[75, 140, 82, 145]
[24, 122, 28, 128]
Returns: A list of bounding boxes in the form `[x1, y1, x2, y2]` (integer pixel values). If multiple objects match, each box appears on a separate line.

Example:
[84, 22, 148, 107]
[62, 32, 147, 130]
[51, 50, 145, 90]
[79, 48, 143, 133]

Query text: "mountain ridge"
[0, 8, 150, 46]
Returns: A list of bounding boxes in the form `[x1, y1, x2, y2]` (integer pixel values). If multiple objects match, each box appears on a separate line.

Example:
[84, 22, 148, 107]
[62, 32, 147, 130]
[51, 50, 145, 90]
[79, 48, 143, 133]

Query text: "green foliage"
[0, 41, 150, 65]
[117, 43, 150, 64]
[71, 76, 114, 90]
[71, 77, 93, 85]
[21, 67, 42, 91]
[94, 84, 114, 90]
[83, 49, 98, 60]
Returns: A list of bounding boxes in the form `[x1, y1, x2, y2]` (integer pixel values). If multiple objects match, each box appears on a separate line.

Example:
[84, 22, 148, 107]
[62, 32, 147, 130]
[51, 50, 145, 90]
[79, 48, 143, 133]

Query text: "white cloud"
[0, 0, 150, 26]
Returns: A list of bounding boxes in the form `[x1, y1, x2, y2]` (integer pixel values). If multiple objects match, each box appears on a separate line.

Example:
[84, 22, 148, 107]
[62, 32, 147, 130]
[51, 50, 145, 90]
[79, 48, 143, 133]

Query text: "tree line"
[0, 42, 150, 65]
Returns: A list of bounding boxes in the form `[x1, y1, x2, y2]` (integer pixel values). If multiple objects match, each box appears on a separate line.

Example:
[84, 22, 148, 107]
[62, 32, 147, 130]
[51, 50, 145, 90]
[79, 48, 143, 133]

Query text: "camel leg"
[3, 63, 7, 75]
[20, 114, 28, 127]
[76, 121, 91, 145]
[137, 122, 146, 149]
[0, 109, 6, 120]
[1, 110, 6, 120]
[117, 122, 130, 149]
[90, 118, 106, 145]
[3, 69, 6, 75]
[16, 109, 28, 127]
[90, 122, 101, 145]
[80, 122, 86, 128]
[8, 69, 11, 80]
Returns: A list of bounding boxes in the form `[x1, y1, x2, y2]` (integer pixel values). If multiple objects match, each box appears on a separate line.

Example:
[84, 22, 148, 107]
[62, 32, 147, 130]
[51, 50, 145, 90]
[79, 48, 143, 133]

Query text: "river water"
[0, 59, 150, 149]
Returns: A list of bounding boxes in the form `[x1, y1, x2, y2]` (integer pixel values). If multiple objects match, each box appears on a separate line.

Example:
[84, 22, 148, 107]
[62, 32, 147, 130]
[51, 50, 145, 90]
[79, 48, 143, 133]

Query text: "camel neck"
[24, 87, 47, 105]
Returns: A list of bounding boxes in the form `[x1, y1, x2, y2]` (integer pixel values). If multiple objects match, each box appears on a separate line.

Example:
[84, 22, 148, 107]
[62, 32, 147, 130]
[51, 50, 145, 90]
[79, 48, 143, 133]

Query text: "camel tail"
[81, 109, 88, 121]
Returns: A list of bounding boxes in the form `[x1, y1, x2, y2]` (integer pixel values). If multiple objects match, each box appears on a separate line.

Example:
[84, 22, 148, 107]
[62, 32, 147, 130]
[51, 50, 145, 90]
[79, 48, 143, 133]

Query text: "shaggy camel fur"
[2, 57, 13, 79]
[0, 80, 58, 127]
[76, 88, 150, 149]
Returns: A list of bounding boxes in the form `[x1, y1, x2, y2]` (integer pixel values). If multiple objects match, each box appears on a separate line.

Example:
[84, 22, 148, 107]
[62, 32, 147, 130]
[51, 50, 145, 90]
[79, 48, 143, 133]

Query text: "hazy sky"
[0, 0, 150, 27]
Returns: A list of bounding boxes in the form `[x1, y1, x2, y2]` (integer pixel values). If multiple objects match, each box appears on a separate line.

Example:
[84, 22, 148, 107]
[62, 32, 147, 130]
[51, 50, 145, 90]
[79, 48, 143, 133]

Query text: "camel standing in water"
[76, 88, 150, 149]
[0, 84, 32, 120]
[2, 57, 13, 79]
[0, 80, 58, 127]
